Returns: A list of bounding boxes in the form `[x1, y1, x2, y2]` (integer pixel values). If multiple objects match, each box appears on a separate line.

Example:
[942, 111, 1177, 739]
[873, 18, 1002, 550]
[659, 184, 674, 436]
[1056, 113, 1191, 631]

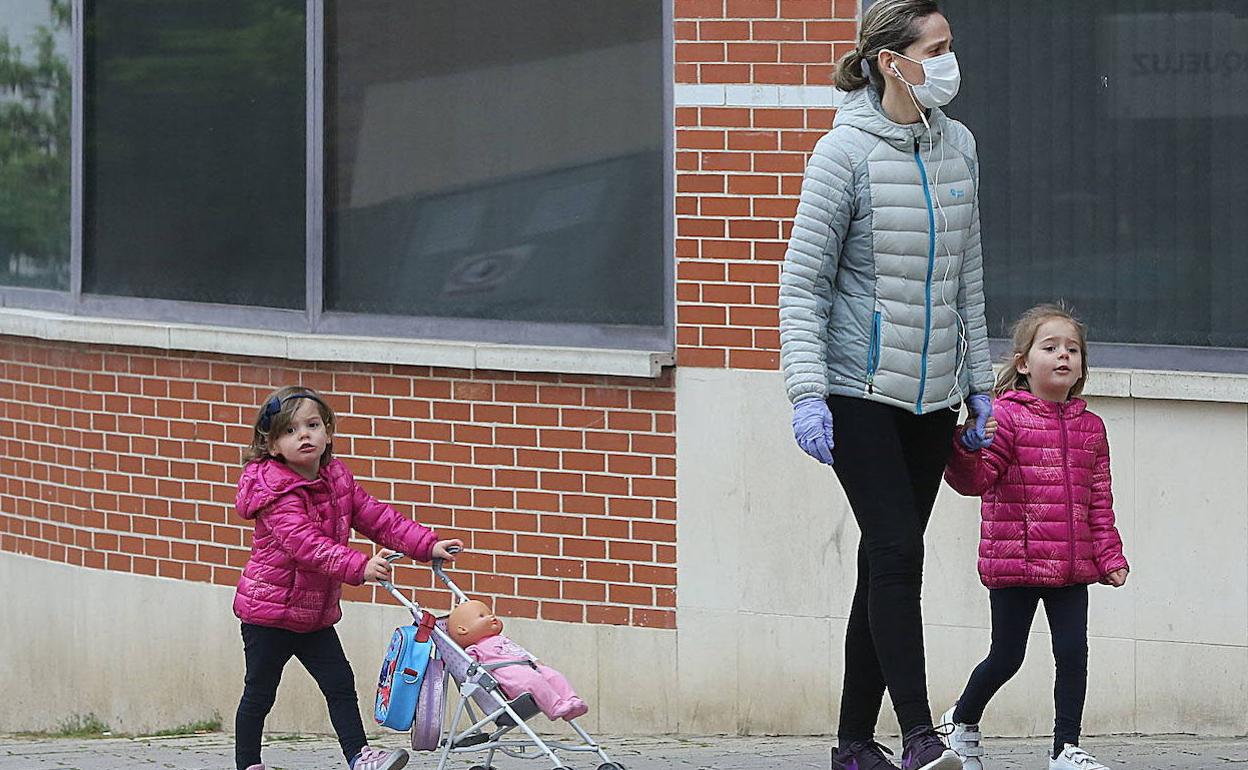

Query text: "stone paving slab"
[3, 733, 1248, 770]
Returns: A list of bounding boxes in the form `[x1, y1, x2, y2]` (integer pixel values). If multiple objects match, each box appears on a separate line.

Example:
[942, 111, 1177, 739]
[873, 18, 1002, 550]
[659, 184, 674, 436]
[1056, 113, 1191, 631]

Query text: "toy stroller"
[377, 550, 626, 770]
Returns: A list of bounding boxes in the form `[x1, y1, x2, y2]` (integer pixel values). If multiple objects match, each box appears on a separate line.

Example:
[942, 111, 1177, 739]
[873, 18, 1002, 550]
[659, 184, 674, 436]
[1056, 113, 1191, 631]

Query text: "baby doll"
[447, 600, 588, 721]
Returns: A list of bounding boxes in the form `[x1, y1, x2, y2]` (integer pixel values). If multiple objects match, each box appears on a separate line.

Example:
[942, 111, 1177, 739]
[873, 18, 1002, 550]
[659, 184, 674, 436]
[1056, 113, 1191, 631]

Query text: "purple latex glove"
[792, 397, 835, 465]
[959, 393, 994, 451]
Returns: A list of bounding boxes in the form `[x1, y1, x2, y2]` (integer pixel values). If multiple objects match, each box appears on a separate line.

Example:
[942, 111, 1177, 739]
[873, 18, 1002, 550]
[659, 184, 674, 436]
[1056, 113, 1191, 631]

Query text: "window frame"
[0, 0, 676, 357]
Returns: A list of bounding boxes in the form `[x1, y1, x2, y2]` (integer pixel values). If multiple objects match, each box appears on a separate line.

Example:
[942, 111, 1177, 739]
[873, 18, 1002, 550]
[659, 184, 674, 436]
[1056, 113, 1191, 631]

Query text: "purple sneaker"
[832, 739, 899, 770]
[900, 726, 961, 770]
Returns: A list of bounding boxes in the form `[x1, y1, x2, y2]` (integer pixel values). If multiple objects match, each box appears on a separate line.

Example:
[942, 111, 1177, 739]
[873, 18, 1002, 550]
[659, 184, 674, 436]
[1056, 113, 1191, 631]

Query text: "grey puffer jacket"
[779, 86, 993, 414]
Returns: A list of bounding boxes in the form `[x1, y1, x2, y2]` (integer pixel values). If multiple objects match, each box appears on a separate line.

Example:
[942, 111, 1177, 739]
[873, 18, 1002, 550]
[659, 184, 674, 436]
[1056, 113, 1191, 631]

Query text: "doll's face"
[449, 600, 503, 646]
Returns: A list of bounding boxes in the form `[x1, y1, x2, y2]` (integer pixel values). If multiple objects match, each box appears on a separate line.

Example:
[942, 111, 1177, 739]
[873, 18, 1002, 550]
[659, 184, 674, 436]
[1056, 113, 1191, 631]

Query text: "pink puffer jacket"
[944, 390, 1129, 589]
[232, 458, 439, 632]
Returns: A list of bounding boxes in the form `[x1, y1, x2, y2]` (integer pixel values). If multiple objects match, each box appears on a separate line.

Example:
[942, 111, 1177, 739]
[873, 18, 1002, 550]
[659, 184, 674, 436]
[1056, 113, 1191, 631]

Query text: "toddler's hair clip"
[258, 396, 282, 432]
[258, 392, 327, 432]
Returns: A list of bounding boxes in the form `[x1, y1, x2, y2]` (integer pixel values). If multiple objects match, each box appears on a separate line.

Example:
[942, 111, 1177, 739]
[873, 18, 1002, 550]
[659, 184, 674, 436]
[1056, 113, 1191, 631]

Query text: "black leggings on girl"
[952, 585, 1090, 757]
[827, 395, 957, 742]
[235, 623, 367, 770]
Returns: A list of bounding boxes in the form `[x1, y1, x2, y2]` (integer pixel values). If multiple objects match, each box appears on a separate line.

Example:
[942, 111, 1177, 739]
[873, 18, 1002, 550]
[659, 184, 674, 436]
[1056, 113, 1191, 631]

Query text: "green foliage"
[142, 713, 224, 737]
[91, 1, 304, 94]
[0, 0, 71, 288]
[54, 713, 112, 737]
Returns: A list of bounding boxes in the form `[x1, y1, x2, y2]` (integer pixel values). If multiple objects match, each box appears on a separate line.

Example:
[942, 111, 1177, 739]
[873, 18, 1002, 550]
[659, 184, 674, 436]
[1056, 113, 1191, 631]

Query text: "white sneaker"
[1049, 744, 1109, 770]
[350, 746, 409, 770]
[938, 706, 983, 770]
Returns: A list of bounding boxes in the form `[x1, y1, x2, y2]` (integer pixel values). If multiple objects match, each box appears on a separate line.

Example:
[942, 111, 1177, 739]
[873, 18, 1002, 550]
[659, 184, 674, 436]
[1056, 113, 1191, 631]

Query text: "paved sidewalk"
[3, 732, 1248, 769]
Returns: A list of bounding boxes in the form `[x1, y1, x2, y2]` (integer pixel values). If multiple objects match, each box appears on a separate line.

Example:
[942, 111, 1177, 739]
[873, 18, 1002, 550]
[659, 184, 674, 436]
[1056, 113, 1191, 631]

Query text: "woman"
[778, 2, 994, 769]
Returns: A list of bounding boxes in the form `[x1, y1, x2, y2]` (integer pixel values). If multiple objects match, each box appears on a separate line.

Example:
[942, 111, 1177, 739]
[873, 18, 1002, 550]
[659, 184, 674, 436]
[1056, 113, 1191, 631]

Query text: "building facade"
[3, 0, 1248, 738]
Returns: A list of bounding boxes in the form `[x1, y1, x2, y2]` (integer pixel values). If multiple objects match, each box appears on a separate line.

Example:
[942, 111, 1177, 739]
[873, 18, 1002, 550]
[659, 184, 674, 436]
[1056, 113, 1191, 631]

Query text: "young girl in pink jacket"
[232, 386, 462, 770]
[940, 305, 1129, 770]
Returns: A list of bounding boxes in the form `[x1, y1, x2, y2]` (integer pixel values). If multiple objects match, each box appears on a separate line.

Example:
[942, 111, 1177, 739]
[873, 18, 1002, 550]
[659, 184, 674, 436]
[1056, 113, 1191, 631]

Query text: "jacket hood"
[833, 86, 947, 150]
[236, 459, 322, 520]
[999, 389, 1088, 419]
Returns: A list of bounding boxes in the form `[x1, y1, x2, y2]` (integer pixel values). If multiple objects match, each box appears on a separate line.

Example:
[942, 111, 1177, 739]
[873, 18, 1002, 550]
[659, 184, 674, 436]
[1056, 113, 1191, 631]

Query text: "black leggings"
[235, 623, 367, 770]
[953, 585, 1089, 756]
[828, 395, 957, 742]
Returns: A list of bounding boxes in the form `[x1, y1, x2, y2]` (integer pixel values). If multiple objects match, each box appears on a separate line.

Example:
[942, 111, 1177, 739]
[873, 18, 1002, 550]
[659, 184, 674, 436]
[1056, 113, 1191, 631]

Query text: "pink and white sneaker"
[350, 746, 409, 770]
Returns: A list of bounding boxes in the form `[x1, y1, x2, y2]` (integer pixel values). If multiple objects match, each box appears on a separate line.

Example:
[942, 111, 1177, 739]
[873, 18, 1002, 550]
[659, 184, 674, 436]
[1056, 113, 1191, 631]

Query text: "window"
[0, 0, 71, 290]
[325, 1, 667, 329]
[943, 0, 1248, 348]
[0, 0, 672, 352]
[84, 0, 306, 308]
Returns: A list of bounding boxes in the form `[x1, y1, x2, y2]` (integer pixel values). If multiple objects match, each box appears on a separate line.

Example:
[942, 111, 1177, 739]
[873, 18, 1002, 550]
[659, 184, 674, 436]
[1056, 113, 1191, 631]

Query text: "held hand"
[791, 398, 835, 465]
[959, 415, 998, 447]
[959, 394, 995, 451]
[363, 551, 393, 583]
[432, 539, 464, 561]
[958, 416, 994, 452]
[1103, 568, 1128, 587]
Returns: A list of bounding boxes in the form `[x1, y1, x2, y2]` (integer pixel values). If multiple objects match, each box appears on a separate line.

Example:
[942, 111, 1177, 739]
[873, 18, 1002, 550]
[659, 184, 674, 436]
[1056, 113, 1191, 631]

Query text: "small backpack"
[374, 620, 434, 731]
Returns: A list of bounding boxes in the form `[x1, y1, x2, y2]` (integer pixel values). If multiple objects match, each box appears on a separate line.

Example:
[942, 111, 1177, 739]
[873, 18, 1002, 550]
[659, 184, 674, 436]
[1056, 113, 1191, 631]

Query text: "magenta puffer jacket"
[232, 458, 439, 633]
[944, 390, 1129, 589]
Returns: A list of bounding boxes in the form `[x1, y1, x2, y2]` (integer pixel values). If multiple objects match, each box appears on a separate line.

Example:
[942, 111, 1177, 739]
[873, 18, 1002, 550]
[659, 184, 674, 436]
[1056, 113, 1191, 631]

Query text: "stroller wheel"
[597, 764, 626, 770]
[467, 766, 496, 770]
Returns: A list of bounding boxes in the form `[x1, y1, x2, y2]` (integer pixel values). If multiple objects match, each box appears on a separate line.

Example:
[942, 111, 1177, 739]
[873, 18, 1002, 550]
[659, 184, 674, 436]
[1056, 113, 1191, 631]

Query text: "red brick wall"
[675, 0, 858, 371]
[0, 338, 677, 628]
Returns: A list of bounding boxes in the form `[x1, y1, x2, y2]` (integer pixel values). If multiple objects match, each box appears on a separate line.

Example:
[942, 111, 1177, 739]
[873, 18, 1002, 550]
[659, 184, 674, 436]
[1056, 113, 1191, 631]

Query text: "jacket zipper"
[866, 309, 881, 394]
[913, 137, 936, 414]
[1059, 407, 1076, 582]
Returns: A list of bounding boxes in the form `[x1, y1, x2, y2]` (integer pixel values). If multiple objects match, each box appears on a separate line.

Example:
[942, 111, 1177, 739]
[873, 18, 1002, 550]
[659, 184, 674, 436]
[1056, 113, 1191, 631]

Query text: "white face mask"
[886, 50, 960, 109]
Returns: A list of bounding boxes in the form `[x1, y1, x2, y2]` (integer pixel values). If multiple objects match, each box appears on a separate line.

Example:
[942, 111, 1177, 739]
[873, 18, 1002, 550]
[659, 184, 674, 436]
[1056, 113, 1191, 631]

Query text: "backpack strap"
[414, 611, 436, 643]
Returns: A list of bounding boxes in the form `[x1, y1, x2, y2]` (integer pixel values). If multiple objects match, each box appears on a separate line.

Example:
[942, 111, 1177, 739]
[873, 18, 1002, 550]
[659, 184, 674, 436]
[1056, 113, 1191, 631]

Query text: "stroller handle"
[431, 543, 462, 574]
[432, 545, 469, 603]
[382, 545, 469, 604]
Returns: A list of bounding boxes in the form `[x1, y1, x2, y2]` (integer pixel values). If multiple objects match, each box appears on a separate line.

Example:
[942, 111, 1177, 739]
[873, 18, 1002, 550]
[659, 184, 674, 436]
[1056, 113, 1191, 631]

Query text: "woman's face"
[882, 12, 953, 88]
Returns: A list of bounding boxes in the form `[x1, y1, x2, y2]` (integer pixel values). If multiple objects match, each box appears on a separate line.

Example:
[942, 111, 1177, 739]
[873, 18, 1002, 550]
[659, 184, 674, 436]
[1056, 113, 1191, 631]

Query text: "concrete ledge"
[1084, 368, 1248, 404]
[973, 365, 1248, 404]
[675, 83, 845, 108]
[0, 308, 674, 378]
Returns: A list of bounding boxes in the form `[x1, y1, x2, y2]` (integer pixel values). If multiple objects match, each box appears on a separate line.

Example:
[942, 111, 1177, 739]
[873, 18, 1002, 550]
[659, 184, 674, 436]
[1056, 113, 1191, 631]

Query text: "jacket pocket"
[1016, 464, 1031, 562]
[865, 309, 882, 391]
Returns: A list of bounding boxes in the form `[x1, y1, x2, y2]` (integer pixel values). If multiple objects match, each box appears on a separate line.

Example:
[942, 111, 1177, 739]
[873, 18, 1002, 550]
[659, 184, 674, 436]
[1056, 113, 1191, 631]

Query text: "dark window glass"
[325, 1, 666, 327]
[84, 0, 306, 307]
[0, 0, 71, 290]
[944, 0, 1248, 346]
